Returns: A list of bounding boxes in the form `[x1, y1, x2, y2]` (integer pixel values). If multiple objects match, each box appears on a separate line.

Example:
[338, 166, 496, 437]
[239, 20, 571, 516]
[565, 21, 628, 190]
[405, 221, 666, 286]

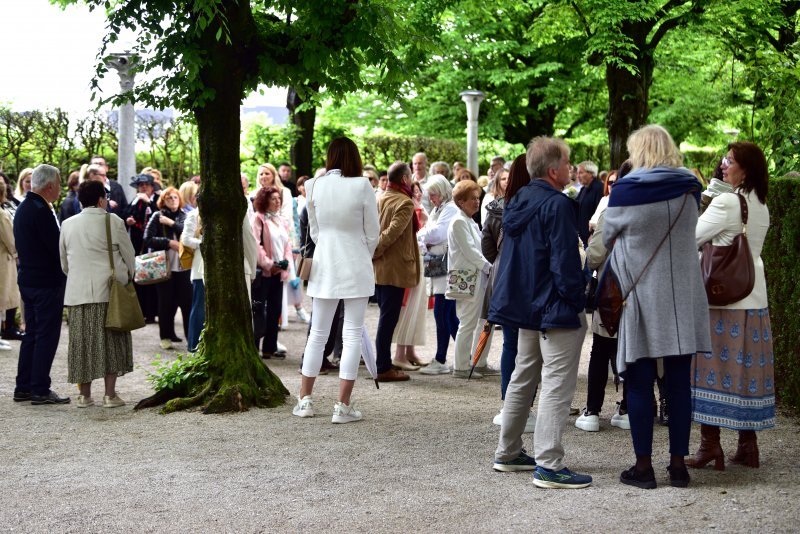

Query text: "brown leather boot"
[729, 430, 760, 468]
[686, 424, 725, 471]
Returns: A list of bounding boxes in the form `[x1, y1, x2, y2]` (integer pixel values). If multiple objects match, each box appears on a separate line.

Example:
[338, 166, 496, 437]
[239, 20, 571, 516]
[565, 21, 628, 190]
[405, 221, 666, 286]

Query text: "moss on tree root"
[137, 331, 289, 414]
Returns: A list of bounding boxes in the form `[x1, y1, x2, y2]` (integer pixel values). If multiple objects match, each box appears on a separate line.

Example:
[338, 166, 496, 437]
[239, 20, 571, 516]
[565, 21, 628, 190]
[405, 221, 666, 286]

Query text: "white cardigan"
[696, 189, 770, 310]
[447, 210, 491, 275]
[305, 171, 380, 299]
[59, 207, 136, 306]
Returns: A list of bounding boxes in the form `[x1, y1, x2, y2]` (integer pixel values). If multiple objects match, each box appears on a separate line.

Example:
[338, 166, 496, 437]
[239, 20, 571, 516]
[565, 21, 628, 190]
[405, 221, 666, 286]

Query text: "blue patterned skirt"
[691, 308, 775, 430]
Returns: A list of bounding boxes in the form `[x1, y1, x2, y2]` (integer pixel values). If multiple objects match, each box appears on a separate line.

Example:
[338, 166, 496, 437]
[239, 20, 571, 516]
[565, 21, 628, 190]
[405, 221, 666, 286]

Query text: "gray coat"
[603, 184, 711, 374]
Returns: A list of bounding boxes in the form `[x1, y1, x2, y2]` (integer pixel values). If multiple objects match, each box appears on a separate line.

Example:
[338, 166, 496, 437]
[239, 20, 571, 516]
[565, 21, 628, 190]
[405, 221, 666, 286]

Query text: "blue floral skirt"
[691, 308, 775, 430]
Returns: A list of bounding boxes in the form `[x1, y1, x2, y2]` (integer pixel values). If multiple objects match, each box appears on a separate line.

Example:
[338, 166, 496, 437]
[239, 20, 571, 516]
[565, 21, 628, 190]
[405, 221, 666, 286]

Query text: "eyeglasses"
[722, 156, 735, 167]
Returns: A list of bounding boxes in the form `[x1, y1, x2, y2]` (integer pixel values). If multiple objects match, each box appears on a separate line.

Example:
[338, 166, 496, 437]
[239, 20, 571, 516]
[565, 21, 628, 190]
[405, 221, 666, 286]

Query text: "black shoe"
[666, 465, 690, 488]
[620, 466, 657, 489]
[1, 329, 25, 341]
[30, 391, 71, 405]
[321, 358, 339, 371]
[13, 391, 32, 402]
[170, 336, 183, 343]
[144, 318, 157, 324]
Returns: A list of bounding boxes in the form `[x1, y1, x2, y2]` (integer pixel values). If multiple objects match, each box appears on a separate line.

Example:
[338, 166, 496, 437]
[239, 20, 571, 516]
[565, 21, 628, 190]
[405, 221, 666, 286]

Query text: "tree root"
[162, 380, 213, 414]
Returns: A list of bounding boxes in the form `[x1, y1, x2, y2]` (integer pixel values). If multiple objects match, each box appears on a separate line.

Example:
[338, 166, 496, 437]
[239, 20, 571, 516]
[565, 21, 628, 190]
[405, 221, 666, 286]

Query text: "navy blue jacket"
[14, 192, 67, 288]
[488, 180, 585, 331]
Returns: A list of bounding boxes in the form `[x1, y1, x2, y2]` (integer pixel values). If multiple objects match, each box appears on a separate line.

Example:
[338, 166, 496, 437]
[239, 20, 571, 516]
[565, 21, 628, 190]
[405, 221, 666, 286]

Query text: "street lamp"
[105, 51, 138, 201]
[460, 90, 485, 177]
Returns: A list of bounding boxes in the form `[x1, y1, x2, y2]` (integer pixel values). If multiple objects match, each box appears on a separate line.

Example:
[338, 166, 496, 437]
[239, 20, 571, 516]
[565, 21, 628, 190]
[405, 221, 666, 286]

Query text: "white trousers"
[301, 297, 367, 380]
[453, 276, 487, 371]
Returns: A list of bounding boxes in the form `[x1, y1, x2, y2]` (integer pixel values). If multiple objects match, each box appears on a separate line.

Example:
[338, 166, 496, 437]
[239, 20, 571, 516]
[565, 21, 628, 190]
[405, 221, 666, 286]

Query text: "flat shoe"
[391, 360, 419, 371]
[620, 466, 657, 489]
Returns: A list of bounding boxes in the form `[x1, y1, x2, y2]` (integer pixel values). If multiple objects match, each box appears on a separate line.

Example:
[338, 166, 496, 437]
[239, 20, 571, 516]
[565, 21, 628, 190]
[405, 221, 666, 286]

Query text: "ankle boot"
[686, 424, 725, 471]
[729, 430, 759, 468]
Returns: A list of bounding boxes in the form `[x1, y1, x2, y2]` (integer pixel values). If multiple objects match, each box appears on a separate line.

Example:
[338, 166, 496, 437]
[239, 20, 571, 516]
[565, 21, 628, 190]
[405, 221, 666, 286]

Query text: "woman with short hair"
[603, 125, 710, 489]
[448, 179, 492, 379]
[688, 142, 774, 470]
[179, 181, 198, 212]
[59, 180, 135, 408]
[294, 137, 380, 423]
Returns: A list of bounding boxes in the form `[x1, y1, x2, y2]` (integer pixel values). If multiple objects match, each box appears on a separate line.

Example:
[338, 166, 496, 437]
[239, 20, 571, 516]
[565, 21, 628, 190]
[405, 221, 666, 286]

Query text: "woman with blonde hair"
[603, 124, 710, 489]
[15, 168, 33, 202]
[141, 166, 164, 192]
[0, 181, 18, 351]
[179, 181, 198, 212]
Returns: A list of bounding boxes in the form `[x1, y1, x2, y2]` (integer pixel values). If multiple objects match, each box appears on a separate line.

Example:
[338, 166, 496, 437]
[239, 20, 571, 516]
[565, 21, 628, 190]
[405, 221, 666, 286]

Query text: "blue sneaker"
[533, 466, 592, 489]
[493, 449, 537, 472]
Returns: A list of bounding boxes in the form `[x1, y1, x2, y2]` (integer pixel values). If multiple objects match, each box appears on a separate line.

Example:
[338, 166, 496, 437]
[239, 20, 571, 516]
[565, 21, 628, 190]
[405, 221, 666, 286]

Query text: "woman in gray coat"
[603, 125, 711, 489]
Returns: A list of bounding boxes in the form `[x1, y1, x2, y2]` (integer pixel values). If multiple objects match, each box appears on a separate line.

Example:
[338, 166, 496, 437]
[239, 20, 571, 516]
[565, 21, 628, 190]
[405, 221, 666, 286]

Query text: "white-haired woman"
[418, 175, 460, 376]
[603, 124, 710, 489]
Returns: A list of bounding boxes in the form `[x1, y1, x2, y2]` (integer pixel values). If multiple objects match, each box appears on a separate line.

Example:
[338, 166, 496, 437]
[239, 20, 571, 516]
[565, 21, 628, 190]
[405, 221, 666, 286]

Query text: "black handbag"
[584, 274, 598, 314]
[423, 253, 448, 278]
[252, 296, 267, 340]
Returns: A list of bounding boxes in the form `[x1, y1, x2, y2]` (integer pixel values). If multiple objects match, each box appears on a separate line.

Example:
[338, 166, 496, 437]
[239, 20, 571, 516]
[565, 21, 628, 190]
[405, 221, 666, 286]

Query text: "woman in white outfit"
[448, 180, 492, 378]
[294, 137, 380, 423]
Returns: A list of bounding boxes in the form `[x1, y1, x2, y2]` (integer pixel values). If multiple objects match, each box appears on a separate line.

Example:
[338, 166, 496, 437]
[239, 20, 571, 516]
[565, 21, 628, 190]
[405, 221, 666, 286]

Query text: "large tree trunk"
[287, 87, 316, 178]
[136, 0, 288, 413]
[605, 54, 653, 169]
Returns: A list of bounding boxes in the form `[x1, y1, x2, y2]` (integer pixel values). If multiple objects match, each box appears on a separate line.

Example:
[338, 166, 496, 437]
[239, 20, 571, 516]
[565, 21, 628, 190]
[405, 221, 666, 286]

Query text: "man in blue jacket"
[489, 137, 591, 488]
[13, 164, 69, 405]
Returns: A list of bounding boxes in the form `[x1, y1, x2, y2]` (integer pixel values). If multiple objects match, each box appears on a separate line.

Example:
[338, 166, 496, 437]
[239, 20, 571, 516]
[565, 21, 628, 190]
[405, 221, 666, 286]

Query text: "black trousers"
[375, 284, 405, 374]
[254, 275, 283, 354]
[586, 333, 627, 413]
[156, 270, 192, 340]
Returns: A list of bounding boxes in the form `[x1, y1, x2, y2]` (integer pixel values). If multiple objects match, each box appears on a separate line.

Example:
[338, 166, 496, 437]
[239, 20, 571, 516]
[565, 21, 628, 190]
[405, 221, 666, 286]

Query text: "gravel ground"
[1, 299, 798, 533]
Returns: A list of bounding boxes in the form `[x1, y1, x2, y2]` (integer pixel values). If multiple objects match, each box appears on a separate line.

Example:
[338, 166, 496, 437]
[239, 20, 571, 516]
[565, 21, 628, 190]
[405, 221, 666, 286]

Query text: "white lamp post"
[105, 52, 138, 201]
[460, 90, 485, 176]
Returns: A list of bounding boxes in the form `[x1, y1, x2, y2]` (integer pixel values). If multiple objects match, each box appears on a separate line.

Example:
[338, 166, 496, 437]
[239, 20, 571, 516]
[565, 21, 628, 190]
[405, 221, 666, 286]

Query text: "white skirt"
[392, 255, 427, 346]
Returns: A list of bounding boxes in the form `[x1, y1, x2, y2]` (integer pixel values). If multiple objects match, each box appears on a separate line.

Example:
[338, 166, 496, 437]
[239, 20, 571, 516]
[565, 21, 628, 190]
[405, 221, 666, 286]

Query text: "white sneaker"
[295, 308, 310, 324]
[0, 340, 11, 351]
[493, 411, 536, 432]
[610, 404, 631, 430]
[332, 401, 362, 423]
[160, 339, 173, 350]
[276, 341, 288, 355]
[419, 359, 450, 375]
[292, 395, 314, 418]
[575, 410, 600, 432]
[103, 395, 126, 408]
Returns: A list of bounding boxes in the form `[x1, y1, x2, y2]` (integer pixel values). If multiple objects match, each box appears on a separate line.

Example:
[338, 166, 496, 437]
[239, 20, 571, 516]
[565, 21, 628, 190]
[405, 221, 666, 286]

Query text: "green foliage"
[360, 134, 465, 171]
[762, 177, 800, 411]
[146, 352, 210, 394]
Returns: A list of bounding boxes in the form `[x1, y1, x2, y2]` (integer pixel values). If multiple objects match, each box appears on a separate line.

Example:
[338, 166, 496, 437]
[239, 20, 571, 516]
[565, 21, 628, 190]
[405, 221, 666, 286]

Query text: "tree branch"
[570, 0, 593, 38]
[649, 1, 705, 49]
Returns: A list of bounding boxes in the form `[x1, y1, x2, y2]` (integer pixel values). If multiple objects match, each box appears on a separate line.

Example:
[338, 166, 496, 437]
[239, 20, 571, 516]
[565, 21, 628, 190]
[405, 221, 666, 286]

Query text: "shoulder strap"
[623, 191, 692, 301]
[105, 214, 116, 281]
[737, 192, 749, 230]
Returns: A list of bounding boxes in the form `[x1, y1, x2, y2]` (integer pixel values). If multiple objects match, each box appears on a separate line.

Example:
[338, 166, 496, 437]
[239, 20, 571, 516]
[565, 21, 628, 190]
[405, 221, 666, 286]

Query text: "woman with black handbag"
[688, 142, 774, 470]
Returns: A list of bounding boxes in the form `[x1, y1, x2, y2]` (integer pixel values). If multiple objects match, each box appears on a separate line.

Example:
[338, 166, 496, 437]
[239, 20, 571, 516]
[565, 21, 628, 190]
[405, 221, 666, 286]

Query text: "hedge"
[762, 177, 800, 410]
[360, 135, 466, 172]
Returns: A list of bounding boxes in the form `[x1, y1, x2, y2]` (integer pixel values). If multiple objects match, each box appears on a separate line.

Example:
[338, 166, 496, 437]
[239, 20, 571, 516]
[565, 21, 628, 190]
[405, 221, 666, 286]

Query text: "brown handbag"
[597, 192, 692, 337]
[701, 193, 755, 306]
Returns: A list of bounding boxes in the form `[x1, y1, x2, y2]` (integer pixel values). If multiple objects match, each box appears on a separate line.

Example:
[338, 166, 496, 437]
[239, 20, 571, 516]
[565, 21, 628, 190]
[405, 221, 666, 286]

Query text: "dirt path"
[1, 301, 797, 533]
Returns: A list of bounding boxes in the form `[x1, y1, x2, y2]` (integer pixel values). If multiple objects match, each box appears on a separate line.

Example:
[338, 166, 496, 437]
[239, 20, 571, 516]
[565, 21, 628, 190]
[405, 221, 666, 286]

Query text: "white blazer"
[59, 207, 136, 306]
[696, 189, 770, 309]
[305, 170, 380, 299]
[181, 209, 204, 281]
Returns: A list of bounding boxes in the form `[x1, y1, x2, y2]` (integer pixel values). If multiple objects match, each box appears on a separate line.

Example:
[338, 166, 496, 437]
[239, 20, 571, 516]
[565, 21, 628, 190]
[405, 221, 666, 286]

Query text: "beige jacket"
[0, 209, 20, 310]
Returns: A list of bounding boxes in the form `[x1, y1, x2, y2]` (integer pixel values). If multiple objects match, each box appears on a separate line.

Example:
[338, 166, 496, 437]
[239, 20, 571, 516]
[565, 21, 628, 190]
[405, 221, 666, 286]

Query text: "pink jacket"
[252, 212, 292, 282]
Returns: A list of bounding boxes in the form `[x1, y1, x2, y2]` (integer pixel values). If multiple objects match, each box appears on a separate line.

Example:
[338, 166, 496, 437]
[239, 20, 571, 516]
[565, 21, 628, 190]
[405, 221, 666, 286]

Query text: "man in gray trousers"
[488, 136, 591, 488]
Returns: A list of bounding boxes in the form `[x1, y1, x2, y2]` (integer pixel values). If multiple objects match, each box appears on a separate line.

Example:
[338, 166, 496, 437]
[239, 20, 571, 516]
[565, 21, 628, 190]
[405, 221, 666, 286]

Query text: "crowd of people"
[4, 124, 775, 491]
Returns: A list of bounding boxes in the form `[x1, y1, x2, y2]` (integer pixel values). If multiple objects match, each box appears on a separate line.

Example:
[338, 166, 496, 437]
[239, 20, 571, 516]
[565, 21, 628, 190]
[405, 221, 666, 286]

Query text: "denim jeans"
[187, 280, 205, 352]
[433, 294, 458, 364]
[626, 355, 692, 457]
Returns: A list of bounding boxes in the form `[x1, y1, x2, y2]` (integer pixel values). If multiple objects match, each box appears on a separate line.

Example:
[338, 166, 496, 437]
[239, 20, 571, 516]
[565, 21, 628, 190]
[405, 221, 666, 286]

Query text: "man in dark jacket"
[575, 161, 602, 246]
[489, 137, 591, 489]
[90, 156, 129, 218]
[13, 164, 69, 405]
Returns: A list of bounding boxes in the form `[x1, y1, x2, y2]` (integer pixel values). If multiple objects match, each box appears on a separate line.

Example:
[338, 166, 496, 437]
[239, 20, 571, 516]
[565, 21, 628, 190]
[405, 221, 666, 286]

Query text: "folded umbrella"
[361, 324, 380, 389]
[469, 320, 494, 379]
